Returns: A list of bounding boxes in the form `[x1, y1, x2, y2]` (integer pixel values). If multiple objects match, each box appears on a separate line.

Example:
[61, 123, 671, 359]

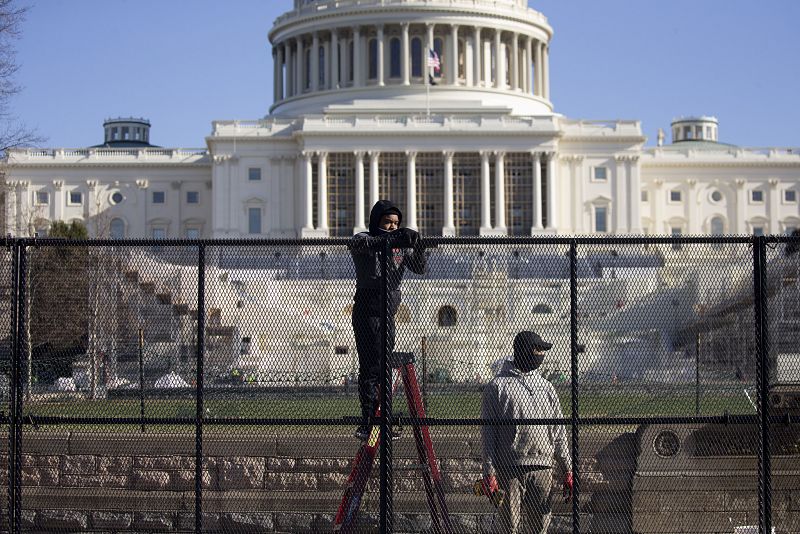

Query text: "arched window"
[710, 216, 725, 235]
[458, 38, 466, 79]
[318, 45, 325, 88]
[433, 37, 443, 78]
[532, 303, 553, 314]
[437, 306, 457, 327]
[110, 218, 125, 239]
[390, 37, 401, 78]
[396, 304, 412, 324]
[304, 48, 311, 89]
[368, 38, 378, 80]
[411, 37, 422, 77]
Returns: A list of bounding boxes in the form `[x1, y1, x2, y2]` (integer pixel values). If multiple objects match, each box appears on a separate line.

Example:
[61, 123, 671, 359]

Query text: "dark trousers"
[351, 311, 396, 425]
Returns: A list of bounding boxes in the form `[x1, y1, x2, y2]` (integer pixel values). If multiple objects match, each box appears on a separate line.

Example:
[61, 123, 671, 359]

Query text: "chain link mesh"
[1, 236, 796, 533]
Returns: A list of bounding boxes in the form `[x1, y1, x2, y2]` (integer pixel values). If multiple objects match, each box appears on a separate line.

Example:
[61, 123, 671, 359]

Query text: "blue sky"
[12, 0, 800, 149]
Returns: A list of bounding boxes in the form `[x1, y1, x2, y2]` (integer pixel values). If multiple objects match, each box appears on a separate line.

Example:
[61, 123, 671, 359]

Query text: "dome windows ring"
[110, 191, 125, 205]
[709, 190, 723, 203]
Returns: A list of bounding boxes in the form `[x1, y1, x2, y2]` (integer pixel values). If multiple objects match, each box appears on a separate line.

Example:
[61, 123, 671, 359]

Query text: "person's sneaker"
[354, 424, 371, 441]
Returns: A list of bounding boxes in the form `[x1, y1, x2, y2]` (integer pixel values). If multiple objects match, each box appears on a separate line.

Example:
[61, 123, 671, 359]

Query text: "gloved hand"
[563, 471, 574, 502]
[389, 227, 420, 248]
[483, 475, 499, 495]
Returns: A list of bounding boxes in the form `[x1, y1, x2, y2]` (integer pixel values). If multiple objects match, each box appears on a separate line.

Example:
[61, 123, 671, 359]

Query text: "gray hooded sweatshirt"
[481, 360, 572, 477]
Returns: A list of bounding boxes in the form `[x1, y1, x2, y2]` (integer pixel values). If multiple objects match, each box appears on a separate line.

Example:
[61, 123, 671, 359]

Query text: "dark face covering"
[515, 352, 545, 373]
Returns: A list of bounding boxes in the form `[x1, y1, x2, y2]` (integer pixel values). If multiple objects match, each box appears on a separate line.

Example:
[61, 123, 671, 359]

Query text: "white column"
[406, 151, 418, 230]
[494, 151, 506, 232]
[480, 151, 491, 232]
[572, 157, 584, 233]
[449, 25, 459, 85]
[686, 179, 698, 234]
[331, 30, 339, 89]
[295, 37, 303, 94]
[369, 151, 380, 207]
[303, 152, 313, 231]
[525, 37, 533, 94]
[353, 26, 362, 87]
[735, 179, 747, 234]
[273, 49, 279, 102]
[310, 32, 319, 92]
[354, 151, 366, 232]
[377, 25, 385, 86]
[546, 152, 558, 231]
[510, 33, 519, 91]
[769, 178, 780, 235]
[277, 44, 285, 100]
[443, 151, 455, 235]
[629, 157, 642, 233]
[532, 152, 543, 231]
[493, 30, 502, 88]
[317, 151, 328, 231]
[473, 27, 482, 87]
[4, 185, 15, 235]
[535, 41, 543, 97]
[426, 24, 435, 79]
[543, 42, 550, 100]
[615, 156, 627, 233]
[653, 180, 664, 234]
[401, 23, 410, 85]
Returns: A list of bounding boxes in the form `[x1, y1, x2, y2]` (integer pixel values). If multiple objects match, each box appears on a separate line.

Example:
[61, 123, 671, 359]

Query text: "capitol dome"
[268, 0, 554, 117]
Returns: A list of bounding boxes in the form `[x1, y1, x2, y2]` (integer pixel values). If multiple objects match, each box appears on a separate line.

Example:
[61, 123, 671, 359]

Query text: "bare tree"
[0, 0, 43, 156]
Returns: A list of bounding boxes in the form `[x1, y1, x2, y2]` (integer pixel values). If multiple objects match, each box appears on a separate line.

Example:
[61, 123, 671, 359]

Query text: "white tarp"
[154, 371, 189, 388]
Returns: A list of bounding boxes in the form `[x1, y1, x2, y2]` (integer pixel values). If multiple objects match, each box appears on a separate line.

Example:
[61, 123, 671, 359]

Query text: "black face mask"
[515, 353, 545, 373]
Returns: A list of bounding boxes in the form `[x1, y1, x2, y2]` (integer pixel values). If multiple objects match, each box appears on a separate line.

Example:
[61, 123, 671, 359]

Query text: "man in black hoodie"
[348, 200, 426, 440]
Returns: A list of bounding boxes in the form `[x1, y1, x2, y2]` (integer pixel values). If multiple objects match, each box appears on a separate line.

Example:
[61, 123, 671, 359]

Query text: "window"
[437, 306, 457, 327]
[411, 37, 422, 77]
[641, 190, 649, 202]
[433, 38, 443, 78]
[35, 191, 49, 205]
[248, 168, 261, 181]
[248, 207, 262, 234]
[304, 48, 311, 89]
[751, 190, 764, 203]
[186, 228, 200, 239]
[368, 38, 378, 80]
[122, 126, 130, 140]
[671, 226, 682, 250]
[110, 191, 124, 205]
[710, 216, 725, 235]
[318, 45, 325, 87]
[592, 167, 608, 181]
[390, 38, 401, 78]
[186, 191, 199, 204]
[152, 228, 166, 239]
[752, 226, 764, 237]
[152, 191, 165, 204]
[683, 126, 692, 139]
[110, 218, 125, 239]
[532, 303, 553, 314]
[594, 206, 608, 233]
[710, 190, 723, 203]
[785, 190, 797, 203]
[670, 190, 682, 203]
[68, 191, 83, 205]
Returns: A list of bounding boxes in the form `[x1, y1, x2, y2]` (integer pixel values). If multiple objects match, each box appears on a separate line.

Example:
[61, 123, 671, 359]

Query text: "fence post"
[379, 238, 393, 533]
[569, 240, 580, 534]
[7, 243, 19, 533]
[752, 236, 772, 534]
[195, 243, 206, 534]
[12, 243, 26, 534]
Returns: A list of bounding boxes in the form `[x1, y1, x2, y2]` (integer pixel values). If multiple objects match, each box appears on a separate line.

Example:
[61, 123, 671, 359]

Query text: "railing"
[2, 234, 798, 533]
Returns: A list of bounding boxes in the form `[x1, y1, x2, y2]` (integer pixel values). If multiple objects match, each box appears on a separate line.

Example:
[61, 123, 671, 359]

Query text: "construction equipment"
[334, 352, 452, 533]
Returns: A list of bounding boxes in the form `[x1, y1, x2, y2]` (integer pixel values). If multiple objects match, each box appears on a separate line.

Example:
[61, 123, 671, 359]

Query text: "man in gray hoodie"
[480, 331, 573, 534]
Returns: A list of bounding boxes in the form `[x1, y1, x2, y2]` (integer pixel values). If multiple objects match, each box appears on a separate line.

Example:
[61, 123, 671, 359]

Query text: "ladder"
[334, 352, 453, 533]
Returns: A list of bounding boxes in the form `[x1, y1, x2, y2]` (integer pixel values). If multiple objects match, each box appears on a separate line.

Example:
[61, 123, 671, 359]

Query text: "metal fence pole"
[569, 240, 580, 534]
[7, 242, 19, 533]
[195, 244, 206, 534]
[13, 243, 26, 534]
[752, 236, 772, 534]
[379, 238, 393, 533]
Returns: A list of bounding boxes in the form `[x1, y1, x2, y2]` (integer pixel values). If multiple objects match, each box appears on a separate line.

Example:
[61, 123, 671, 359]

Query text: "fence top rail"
[6, 234, 777, 248]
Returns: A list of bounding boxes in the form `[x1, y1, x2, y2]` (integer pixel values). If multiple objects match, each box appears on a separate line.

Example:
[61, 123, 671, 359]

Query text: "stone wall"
[0, 429, 634, 533]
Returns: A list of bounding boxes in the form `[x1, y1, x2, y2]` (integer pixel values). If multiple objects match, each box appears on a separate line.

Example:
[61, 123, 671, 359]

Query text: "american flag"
[427, 49, 441, 73]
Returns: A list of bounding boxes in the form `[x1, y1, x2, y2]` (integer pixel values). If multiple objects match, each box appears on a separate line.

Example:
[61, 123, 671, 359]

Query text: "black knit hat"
[513, 331, 552, 359]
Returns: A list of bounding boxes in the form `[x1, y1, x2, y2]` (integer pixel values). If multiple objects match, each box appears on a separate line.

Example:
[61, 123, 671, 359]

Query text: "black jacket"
[349, 200, 426, 316]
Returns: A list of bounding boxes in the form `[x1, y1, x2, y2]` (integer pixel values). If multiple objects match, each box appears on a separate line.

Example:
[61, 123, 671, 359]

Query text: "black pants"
[351, 311, 396, 425]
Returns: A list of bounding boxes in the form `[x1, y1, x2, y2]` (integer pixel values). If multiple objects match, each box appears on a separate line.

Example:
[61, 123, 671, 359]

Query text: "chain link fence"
[1, 235, 797, 533]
